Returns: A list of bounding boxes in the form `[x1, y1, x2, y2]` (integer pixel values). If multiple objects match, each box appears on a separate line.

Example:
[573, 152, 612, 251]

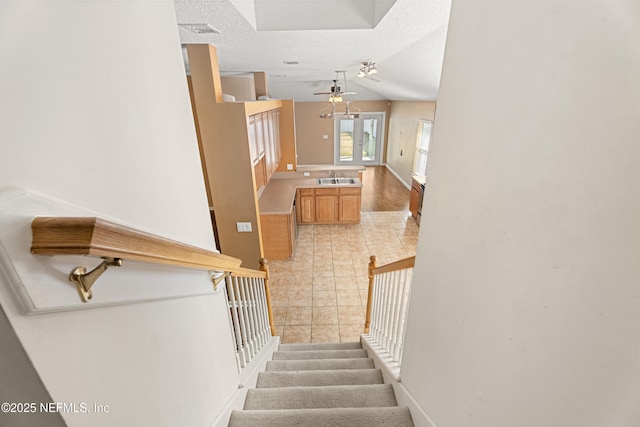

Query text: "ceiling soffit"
[230, 0, 398, 31]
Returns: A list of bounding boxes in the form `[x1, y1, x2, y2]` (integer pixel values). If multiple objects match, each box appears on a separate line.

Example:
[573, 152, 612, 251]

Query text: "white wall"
[0, 1, 240, 426]
[0, 1, 214, 249]
[402, 1, 640, 426]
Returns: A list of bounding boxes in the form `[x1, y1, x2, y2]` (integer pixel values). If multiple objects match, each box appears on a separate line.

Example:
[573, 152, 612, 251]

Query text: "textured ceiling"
[174, 0, 451, 102]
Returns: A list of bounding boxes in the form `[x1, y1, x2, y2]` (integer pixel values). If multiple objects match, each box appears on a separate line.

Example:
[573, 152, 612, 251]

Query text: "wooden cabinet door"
[248, 116, 258, 165]
[299, 195, 315, 223]
[255, 113, 265, 159]
[262, 112, 273, 181]
[409, 178, 421, 219]
[315, 195, 338, 222]
[339, 195, 361, 222]
[338, 188, 361, 223]
[288, 207, 296, 253]
[273, 110, 281, 167]
[409, 188, 419, 218]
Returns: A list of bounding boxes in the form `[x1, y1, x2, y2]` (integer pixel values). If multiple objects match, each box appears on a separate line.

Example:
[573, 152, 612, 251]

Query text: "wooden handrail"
[29, 217, 272, 309]
[364, 255, 416, 334]
[31, 217, 242, 271]
[370, 256, 415, 275]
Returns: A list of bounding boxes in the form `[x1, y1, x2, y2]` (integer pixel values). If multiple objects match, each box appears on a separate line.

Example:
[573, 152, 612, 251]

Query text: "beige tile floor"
[267, 211, 419, 344]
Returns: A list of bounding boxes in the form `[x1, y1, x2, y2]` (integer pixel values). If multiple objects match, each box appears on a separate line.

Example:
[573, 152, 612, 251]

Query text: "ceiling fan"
[316, 71, 361, 119]
[313, 71, 356, 103]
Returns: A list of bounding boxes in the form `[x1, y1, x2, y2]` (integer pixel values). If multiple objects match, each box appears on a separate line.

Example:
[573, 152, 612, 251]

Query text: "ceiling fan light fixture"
[317, 71, 361, 120]
[359, 61, 378, 77]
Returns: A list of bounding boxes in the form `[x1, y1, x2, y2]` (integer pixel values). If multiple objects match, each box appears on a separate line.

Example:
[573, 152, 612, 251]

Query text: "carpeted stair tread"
[243, 384, 397, 410]
[256, 368, 383, 388]
[272, 349, 368, 360]
[228, 406, 414, 427]
[277, 342, 362, 351]
[266, 357, 374, 371]
[230, 340, 414, 426]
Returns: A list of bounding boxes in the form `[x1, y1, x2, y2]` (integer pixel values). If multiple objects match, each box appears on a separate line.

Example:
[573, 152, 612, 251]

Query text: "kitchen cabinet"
[254, 158, 267, 189]
[261, 207, 296, 260]
[315, 188, 339, 223]
[251, 109, 282, 190]
[296, 187, 361, 224]
[297, 188, 315, 223]
[409, 178, 420, 219]
[338, 188, 361, 222]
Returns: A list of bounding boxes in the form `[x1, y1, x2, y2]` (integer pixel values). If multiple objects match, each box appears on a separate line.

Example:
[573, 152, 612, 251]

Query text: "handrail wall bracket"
[211, 271, 231, 291]
[69, 257, 123, 302]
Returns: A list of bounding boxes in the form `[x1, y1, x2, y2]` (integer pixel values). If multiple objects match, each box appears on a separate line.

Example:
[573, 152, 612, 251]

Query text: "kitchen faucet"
[329, 170, 337, 179]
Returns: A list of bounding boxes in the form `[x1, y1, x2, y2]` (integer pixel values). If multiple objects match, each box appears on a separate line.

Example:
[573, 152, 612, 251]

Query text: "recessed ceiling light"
[283, 61, 299, 65]
[179, 24, 221, 34]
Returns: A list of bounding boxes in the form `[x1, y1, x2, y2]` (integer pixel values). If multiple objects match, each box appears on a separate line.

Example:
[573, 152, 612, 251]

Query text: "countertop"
[412, 175, 427, 186]
[259, 175, 362, 215]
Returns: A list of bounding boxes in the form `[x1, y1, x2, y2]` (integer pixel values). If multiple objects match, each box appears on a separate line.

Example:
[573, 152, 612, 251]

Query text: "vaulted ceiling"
[174, 0, 451, 102]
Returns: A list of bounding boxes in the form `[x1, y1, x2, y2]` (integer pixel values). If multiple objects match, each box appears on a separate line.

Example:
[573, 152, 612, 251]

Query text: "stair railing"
[30, 216, 276, 373]
[364, 255, 415, 366]
[224, 259, 276, 371]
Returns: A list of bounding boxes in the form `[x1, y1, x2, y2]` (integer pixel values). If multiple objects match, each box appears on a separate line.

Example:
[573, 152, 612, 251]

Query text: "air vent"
[179, 24, 221, 34]
[283, 60, 299, 65]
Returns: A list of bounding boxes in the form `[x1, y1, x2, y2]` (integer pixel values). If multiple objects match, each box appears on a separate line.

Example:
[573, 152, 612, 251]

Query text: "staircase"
[228, 341, 414, 426]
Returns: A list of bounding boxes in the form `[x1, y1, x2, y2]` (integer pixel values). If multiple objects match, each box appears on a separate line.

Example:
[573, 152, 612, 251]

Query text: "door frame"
[333, 112, 386, 166]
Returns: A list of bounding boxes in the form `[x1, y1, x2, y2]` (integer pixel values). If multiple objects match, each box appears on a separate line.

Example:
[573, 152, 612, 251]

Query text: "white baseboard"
[361, 335, 438, 427]
[383, 164, 411, 189]
[210, 336, 280, 427]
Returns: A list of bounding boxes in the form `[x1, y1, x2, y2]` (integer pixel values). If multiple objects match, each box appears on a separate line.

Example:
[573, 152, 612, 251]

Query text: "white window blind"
[413, 120, 432, 177]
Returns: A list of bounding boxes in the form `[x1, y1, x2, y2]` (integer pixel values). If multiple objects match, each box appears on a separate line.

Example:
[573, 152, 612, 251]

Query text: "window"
[413, 120, 432, 177]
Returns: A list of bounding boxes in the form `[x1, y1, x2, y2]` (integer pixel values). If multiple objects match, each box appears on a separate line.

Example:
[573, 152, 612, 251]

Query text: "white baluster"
[224, 279, 242, 371]
[228, 277, 248, 368]
[242, 277, 258, 359]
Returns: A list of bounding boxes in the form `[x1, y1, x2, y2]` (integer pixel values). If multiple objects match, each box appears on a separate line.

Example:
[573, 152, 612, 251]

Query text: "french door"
[334, 113, 384, 165]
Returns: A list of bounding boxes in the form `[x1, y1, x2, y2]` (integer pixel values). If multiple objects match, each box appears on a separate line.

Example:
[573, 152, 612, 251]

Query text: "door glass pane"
[361, 118, 378, 162]
[339, 119, 354, 162]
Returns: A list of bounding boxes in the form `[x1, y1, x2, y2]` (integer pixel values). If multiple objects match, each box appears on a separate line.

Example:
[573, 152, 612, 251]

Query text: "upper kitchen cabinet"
[250, 109, 282, 189]
[186, 44, 297, 269]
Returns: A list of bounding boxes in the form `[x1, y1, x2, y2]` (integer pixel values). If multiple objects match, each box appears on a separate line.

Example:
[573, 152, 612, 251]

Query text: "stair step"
[228, 406, 414, 427]
[266, 357, 374, 372]
[244, 384, 397, 410]
[272, 349, 368, 360]
[256, 369, 383, 388]
[278, 342, 362, 352]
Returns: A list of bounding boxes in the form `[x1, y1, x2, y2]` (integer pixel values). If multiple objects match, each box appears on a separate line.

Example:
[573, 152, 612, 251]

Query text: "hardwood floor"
[360, 166, 410, 212]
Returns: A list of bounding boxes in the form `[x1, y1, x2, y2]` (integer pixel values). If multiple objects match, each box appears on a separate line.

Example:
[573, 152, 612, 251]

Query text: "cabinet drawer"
[315, 188, 339, 196]
[339, 187, 361, 195]
[299, 188, 314, 196]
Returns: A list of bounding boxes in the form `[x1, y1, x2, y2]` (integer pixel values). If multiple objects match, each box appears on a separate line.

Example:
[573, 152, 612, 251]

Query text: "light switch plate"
[236, 222, 252, 232]
[287, 164, 293, 170]
[303, 172, 310, 177]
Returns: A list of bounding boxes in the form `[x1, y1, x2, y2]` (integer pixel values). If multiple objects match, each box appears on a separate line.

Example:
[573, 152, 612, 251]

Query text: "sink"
[317, 177, 356, 185]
